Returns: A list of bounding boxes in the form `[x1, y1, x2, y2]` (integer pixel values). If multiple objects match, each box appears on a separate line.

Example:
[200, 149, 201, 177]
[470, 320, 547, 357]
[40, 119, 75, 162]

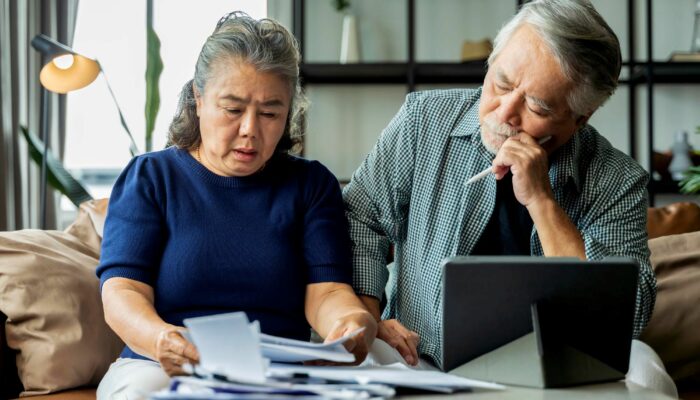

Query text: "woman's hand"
[324, 311, 378, 364]
[154, 325, 200, 376]
[377, 319, 420, 366]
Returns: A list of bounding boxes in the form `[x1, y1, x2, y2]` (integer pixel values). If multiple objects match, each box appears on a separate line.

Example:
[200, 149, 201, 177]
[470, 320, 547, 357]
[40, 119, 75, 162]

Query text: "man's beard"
[480, 114, 518, 155]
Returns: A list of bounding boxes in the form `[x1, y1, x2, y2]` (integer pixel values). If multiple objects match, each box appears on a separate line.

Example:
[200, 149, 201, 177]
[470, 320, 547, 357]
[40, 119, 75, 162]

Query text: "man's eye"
[529, 107, 546, 117]
[225, 109, 241, 115]
[260, 112, 277, 118]
[494, 84, 510, 93]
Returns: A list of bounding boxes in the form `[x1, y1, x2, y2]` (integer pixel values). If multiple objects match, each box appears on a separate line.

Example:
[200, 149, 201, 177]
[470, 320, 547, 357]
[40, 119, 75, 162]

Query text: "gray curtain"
[0, 0, 79, 230]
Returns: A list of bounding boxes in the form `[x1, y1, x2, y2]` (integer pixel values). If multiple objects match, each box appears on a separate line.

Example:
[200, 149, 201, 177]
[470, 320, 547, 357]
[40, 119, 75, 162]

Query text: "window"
[60, 1, 266, 226]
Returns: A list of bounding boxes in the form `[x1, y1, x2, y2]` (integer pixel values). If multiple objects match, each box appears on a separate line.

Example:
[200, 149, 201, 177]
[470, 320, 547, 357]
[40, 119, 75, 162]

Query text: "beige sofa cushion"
[642, 230, 700, 384]
[0, 199, 122, 396]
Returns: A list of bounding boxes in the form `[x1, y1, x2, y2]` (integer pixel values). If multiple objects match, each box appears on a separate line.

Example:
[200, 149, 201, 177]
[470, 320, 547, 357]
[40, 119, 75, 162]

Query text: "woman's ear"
[193, 82, 202, 118]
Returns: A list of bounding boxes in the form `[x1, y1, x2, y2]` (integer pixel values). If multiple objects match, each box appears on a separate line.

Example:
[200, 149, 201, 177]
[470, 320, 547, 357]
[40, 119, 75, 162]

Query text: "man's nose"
[497, 92, 522, 128]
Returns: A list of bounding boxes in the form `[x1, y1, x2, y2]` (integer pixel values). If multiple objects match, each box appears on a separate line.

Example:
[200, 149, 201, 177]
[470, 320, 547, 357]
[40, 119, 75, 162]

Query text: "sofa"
[1, 200, 700, 400]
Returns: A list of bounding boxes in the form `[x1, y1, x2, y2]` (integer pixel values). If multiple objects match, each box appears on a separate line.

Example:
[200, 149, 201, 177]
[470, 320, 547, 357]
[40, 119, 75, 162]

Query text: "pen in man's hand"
[466, 135, 552, 184]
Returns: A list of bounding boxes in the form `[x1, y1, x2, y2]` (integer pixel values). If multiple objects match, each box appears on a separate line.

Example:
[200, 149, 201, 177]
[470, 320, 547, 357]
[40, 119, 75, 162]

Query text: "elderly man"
[344, 0, 677, 396]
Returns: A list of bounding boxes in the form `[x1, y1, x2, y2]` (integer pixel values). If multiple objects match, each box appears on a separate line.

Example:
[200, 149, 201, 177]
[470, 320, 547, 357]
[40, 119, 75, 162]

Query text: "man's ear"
[193, 82, 202, 117]
[574, 113, 591, 130]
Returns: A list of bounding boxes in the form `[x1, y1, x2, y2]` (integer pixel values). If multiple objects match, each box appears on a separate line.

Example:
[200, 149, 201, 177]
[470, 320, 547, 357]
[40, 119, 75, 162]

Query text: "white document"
[183, 312, 266, 384]
[259, 327, 363, 363]
[268, 362, 506, 392]
[259, 327, 364, 348]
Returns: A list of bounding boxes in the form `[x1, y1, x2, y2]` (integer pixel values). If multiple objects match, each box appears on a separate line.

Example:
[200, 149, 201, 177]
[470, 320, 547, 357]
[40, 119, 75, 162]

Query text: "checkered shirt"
[342, 88, 656, 368]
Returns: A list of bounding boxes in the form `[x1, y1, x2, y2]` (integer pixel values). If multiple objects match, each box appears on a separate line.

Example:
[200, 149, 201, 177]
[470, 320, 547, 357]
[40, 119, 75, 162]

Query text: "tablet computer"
[441, 256, 639, 388]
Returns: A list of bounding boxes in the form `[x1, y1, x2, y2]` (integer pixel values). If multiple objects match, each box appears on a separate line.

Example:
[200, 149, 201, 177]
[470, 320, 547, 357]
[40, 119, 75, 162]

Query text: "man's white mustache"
[483, 115, 517, 138]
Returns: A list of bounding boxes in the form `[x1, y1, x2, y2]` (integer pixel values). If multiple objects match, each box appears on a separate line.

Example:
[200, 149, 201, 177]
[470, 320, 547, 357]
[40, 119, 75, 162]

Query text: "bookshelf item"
[669, 51, 700, 62]
[461, 39, 492, 62]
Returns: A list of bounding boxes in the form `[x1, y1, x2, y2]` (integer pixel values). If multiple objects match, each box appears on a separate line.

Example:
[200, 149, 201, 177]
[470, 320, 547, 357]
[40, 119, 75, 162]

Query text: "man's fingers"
[387, 336, 415, 365]
[407, 331, 420, 347]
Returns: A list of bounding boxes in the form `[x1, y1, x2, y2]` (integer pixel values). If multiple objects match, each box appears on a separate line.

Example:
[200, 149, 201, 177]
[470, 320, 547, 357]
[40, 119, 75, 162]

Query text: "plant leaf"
[20, 125, 93, 207]
[679, 166, 700, 194]
[145, 0, 163, 153]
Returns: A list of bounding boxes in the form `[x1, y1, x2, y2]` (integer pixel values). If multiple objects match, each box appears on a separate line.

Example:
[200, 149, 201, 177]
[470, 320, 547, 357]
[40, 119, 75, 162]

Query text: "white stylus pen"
[466, 136, 552, 184]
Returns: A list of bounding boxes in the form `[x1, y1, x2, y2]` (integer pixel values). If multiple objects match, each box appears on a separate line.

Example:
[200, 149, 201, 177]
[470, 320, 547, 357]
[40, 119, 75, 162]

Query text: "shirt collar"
[450, 87, 482, 138]
[548, 128, 583, 192]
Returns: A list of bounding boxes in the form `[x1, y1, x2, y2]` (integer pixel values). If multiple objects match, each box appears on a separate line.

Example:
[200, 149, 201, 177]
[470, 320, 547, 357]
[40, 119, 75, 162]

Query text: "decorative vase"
[340, 14, 360, 63]
[669, 131, 693, 181]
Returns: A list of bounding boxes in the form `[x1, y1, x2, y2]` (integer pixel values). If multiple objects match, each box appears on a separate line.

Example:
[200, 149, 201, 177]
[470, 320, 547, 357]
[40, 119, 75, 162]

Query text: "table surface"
[400, 381, 674, 399]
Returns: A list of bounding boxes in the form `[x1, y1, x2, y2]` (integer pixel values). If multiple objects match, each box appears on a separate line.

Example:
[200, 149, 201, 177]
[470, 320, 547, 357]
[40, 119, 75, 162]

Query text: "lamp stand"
[39, 87, 50, 229]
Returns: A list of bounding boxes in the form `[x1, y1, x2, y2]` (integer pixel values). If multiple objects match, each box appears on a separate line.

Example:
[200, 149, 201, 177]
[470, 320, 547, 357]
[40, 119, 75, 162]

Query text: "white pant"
[363, 339, 678, 398]
[97, 358, 169, 400]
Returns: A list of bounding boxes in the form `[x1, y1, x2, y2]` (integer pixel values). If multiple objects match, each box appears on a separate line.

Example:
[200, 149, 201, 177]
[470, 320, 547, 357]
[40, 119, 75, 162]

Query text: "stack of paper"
[269, 362, 505, 393]
[260, 331, 358, 363]
[153, 375, 396, 399]
[182, 312, 359, 383]
[165, 312, 505, 399]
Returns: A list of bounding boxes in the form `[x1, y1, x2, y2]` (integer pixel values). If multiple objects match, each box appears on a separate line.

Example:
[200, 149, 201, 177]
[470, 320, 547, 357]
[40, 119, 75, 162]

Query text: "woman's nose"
[239, 111, 258, 138]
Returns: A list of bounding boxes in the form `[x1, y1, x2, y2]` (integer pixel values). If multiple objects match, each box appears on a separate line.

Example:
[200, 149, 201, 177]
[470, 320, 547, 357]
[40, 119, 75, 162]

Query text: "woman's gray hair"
[488, 0, 621, 117]
[168, 11, 308, 153]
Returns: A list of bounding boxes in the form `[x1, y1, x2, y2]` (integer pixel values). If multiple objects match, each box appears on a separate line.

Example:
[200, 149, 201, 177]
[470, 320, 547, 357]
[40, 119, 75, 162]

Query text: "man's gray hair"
[488, 0, 621, 117]
[169, 11, 307, 153]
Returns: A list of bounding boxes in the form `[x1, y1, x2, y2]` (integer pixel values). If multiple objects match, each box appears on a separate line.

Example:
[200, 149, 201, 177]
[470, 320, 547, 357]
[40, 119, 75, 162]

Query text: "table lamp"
[30, 34, 138, 228]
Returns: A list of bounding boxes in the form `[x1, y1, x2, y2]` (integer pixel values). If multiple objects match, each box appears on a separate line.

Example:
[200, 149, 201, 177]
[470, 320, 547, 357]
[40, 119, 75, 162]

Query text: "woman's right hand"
[155, 325, 200, 376]
[377, 319, 420, 366]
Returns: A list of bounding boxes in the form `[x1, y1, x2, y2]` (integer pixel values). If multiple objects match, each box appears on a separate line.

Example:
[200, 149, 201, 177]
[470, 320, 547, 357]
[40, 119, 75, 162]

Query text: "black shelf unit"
[644, 0, 700, 202]
[292, 0, 699, 201]
[300, 62, 489, 85]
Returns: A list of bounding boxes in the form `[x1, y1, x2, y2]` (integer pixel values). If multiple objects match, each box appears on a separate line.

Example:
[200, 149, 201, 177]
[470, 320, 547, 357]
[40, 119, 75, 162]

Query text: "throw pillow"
[0, 201, 123, 396]
[641, 230, 700, 385]
[647, 202, 700, 239]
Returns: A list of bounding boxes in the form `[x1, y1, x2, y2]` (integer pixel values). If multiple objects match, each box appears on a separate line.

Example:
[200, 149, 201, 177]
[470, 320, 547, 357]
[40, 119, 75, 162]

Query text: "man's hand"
[492, 134, 553, 207]
[377, 319, 420, 366]
[492, 134, 587, 259]
[324, 310, 378, 365]
[154, 326, 200, 376]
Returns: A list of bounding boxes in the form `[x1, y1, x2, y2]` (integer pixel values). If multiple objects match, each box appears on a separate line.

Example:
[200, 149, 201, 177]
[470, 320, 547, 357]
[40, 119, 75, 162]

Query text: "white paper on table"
[259, 327, 365, 348]
[259, 327, 363, 363]
[261, 342, 354, 363]
[183, 312, 266, 383]
[268, 362, 506, 392]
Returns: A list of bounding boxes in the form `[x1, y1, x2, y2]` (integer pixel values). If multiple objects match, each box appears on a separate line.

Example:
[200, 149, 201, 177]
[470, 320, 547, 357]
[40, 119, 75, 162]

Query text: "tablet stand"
[448, 302, 627, 388]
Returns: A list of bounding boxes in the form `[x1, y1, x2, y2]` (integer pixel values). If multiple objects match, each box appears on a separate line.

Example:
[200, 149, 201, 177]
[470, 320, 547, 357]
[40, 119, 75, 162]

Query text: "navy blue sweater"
[97, 147, 352, 360]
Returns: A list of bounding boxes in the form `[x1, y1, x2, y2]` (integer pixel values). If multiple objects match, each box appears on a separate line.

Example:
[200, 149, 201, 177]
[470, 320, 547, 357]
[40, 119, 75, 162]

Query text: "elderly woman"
[96, 12, 377, 399]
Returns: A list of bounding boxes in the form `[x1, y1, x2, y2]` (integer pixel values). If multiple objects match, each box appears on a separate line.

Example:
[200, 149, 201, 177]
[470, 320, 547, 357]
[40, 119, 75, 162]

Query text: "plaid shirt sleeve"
[342, 93, 418, 300]
[577, 153, 655, 338]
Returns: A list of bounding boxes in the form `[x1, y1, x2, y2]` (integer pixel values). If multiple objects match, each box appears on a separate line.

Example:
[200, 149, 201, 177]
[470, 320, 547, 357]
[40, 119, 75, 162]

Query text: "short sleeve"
[302, 162, 353, 285]
[96, 156, 167, 289]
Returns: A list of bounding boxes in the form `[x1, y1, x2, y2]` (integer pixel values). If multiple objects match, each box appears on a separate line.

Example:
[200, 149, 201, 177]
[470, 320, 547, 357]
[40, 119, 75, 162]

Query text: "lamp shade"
[31, 34, 100, 94]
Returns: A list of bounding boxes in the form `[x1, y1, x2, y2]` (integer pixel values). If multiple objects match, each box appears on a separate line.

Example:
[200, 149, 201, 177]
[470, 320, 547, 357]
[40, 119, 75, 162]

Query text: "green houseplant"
[678, 126, 700, 194]
[145, 0, 163, 152]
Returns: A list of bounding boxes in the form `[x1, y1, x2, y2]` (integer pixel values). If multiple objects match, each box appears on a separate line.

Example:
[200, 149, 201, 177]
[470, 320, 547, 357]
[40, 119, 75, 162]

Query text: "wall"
[269, 0, 700, 186]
